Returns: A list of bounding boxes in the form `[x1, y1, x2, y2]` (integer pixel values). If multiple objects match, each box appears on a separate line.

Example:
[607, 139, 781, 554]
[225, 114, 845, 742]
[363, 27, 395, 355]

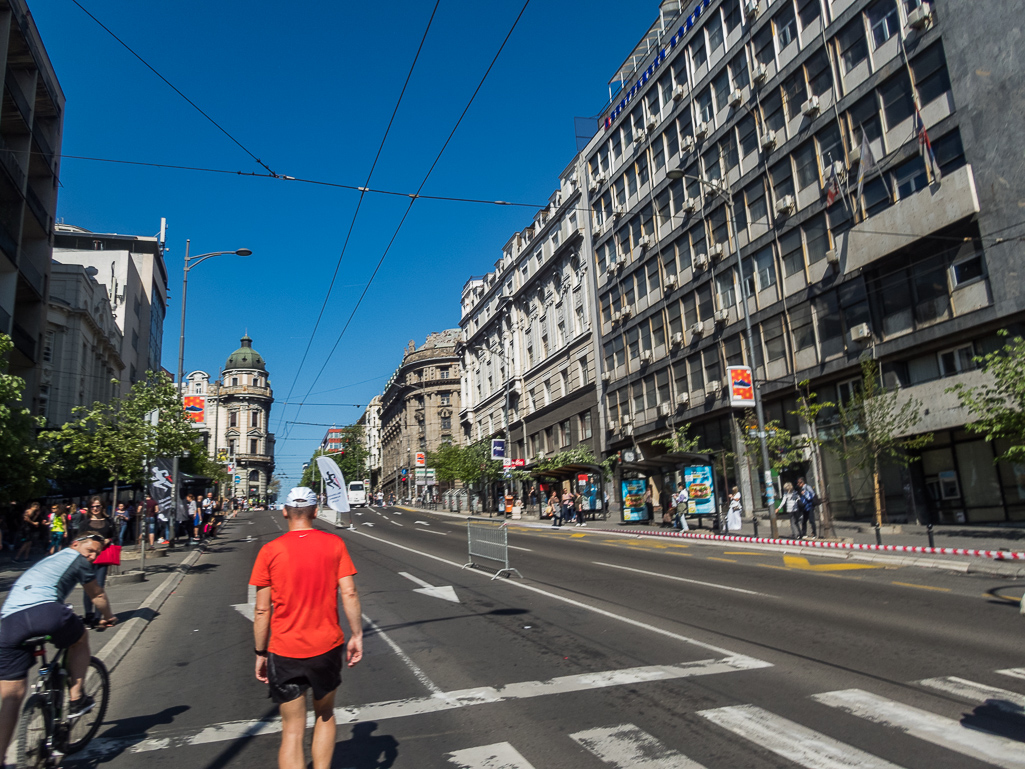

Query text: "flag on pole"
[855, 127, 876, 205]
[825, 161, 841, 207]
[914, 107, 941, 182]
[316, 454, 350, 514]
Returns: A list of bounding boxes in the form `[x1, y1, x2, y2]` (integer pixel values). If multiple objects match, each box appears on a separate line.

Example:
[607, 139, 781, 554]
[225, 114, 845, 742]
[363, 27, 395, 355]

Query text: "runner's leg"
[310, 688, 337, 769]
[277, 692, 307, 769]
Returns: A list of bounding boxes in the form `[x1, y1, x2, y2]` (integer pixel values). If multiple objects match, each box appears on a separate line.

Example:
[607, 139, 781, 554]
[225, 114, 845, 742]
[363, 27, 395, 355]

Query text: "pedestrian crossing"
[440, 668, 1025, 768]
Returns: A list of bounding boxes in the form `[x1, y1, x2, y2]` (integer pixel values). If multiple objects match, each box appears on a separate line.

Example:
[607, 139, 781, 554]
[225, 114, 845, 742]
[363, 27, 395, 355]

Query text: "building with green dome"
[181, 334, 275, 501]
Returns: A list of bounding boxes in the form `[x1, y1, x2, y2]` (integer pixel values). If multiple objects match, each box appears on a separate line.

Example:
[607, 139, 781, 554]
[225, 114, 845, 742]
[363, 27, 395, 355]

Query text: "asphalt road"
[68, 506, 1025, 769]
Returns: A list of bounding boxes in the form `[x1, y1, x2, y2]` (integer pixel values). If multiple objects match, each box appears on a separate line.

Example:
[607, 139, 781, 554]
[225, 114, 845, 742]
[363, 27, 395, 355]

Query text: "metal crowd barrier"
[463, 517, 522, 580]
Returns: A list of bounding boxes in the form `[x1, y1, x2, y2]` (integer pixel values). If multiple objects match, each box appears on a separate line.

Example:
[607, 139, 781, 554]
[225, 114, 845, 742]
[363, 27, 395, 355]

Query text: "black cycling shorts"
[0, 603, 85, 681]
[267, 644, 343, 704]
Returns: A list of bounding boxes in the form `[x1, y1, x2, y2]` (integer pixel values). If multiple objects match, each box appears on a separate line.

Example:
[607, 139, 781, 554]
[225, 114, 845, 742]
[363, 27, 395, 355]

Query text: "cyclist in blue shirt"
[0, 533, 117, 760]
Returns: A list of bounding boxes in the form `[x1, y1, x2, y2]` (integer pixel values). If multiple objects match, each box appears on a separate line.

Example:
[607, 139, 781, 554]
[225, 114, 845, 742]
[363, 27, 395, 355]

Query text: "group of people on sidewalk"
[778, 477, 819, 539]
[545, 488, 591, 527]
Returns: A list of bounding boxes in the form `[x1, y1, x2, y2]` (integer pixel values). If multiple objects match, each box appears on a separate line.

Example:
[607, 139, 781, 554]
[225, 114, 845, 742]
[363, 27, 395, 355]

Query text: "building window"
[939, 344, 975, 378]
[867, 0, 900, 48]
[440, 367, 450, 379]
[251, 411, 259, 427]
[440, 416, 452, 430]
[440, 393, 450, 406]
[229, 412, 237, 427]
[560, 420, 571, 447]
[836, 18, 868, 73]
[250, 439, 258, 454]
[231, 377, 239, 386]
[42, 331, 54, 363]
[775, 2, 797, 49]
[579, 411, 592, 440]
[951, 254, 985, 287]
[229, 439, 236, 455]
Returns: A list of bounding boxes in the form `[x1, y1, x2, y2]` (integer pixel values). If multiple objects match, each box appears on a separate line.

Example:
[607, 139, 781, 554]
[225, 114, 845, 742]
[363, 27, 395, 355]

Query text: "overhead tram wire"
[70, 0, 277, 177]
[280, 0, 533, 446]
[276, 0, 442, 434]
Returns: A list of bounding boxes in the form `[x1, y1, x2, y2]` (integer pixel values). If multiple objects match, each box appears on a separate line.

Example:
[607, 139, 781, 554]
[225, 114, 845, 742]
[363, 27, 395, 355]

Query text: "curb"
[96, 546, 206, 673]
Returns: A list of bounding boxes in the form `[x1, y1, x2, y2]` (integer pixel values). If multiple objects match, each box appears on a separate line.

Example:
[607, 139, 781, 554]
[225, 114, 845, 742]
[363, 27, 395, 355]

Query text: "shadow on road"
[961, 699, 1025, 743]
[365, 607, 530, 636]
[332, 722, 399, 768]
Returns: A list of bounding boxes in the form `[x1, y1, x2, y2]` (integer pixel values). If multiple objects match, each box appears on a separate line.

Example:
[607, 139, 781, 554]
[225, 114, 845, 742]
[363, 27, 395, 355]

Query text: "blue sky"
[31, 0, 654, 486]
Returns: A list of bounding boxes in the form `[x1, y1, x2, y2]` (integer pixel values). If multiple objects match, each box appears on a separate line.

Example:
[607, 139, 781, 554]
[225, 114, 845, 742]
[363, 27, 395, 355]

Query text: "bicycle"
[15, 634, 110, 768]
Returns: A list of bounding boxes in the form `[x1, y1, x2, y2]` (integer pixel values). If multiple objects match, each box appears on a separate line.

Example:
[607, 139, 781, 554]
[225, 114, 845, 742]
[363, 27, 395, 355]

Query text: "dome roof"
[224, 334, 266, 372]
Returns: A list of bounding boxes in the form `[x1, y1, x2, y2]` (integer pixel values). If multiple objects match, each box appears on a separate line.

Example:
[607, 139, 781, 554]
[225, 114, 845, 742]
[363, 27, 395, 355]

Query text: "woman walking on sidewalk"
[777, 483, 802, 540]
[77, 496, 116, 628]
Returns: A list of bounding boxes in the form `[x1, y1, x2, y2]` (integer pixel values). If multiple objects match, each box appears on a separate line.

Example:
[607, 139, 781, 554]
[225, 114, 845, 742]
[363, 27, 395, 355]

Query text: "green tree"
[426, 442, 466, 484]
[834, 359, 932, 528]
[652, 422, 703, 453]
[790, 381, 836, 538]
[0, 334, 49, 502]
[950, 332, 1025, 462]
[300, 426, 368, 489]
[59, 371, 205, 501]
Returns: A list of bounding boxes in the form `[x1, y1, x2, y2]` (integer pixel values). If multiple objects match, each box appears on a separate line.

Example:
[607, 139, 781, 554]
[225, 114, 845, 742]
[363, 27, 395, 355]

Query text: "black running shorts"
[0, 603, 85, 680]
[267, 644, 343, 704]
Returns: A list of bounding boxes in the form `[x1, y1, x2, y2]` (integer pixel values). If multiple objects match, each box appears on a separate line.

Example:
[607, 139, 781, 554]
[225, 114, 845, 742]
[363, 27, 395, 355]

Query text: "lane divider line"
[592, 562, 774, 597]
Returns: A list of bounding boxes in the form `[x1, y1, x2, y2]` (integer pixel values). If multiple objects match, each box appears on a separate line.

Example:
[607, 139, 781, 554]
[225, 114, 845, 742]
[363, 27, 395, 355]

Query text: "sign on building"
[727, 366, 756, 408]
[415, 452, 426, 467]
[183, 396, 205, 422]
[490, 439, 506, 461]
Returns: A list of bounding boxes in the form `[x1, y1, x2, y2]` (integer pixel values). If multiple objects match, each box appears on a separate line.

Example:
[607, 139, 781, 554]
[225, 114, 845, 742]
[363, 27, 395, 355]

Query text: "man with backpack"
[797, 477, 818, 539]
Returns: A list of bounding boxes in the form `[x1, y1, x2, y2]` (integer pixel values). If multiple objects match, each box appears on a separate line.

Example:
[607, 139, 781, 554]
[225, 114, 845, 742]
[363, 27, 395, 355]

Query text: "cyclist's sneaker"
[68, 694, 95, 717]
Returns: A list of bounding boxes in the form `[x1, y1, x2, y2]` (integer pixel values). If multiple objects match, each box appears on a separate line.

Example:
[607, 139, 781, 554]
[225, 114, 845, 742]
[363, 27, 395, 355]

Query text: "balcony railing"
[218, 384, 271, 397]
[0, 136, 25, 190]
[31, 128, 55, 172]
[24, 183, 49, 233]
[11, 322, 34, 361]
[19, 258, 43, 297]
[234, 453, 272, 464]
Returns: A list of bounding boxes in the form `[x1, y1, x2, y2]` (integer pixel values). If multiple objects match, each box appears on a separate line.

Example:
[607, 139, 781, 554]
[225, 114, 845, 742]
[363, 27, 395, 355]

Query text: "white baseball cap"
[284, 487, 317, 508]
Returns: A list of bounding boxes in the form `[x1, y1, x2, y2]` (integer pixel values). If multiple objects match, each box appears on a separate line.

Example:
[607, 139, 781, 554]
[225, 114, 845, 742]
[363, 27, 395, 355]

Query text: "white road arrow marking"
[399, 571, 460, 603]
[232, 584, 256, 621]
[362, 522, 375, 527]
[415, 520, 430, 526]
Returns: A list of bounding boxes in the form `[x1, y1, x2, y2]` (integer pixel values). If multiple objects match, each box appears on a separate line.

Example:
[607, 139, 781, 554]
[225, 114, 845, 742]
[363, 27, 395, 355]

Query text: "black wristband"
[255, 648, 268, 656]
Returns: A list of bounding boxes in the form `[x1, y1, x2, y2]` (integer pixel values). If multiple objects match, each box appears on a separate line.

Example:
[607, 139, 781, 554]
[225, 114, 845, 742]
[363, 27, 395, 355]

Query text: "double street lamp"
[172, 240, 252, 543]
[666, 168, 778, 535]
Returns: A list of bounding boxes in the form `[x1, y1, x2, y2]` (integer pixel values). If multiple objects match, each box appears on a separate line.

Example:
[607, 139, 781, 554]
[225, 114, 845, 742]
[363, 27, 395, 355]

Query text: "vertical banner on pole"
[316, 455, 350, 528]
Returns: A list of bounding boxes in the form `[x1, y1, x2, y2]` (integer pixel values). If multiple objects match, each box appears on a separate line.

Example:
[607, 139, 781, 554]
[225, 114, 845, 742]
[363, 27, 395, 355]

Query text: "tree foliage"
[58, 371, 206, 491]
[533, 444, 614, 480]
[0, 334, 49, 502]
[300, 425, 368, 489]
[950, 332, 1025, 462]
[833, 359, 932, 524]
[652, 423, 704, 453]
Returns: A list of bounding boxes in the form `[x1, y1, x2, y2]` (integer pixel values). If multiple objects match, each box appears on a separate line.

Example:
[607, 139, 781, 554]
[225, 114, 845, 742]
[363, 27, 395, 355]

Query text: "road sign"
[415, 452, 426, 467]
[415, 468, 436, 486]
[234, 475, 241, 483]
[491, 439, 506, 461]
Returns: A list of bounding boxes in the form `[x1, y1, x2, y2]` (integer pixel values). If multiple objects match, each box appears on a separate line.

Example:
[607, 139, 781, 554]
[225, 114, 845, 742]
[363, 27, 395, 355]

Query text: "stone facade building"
[458, 158, 602, 480]
[53, 223, 168, 395]
[380, 331, 460, 499]
[359, 395, 383, 489]
[583, 0, 1025, 523]
[40, 263, 123, 426]
[181, 335, 275, 500]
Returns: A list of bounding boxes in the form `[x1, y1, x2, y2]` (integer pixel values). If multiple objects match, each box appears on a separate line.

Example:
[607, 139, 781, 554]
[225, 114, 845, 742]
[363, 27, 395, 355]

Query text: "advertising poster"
[727, 366, 755, 408]
[621, 478, 648, 522]
[183, 396, 205, 422]
[684, 465, 716, 516]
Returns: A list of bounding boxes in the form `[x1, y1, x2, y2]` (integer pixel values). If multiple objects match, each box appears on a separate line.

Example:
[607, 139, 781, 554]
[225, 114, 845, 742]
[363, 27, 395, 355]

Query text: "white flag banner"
[316, 455, 350, 527]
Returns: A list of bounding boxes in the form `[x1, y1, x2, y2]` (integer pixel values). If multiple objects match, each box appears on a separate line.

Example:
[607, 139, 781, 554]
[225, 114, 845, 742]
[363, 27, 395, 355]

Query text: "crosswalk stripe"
[446, 742, 537, 768]
[570, 724, 706, 768]
[697, 704, 904, 768]
[813, 689, 1025, 769]
[918, 676, 1025, 713]
[996, 668, 1025, 682]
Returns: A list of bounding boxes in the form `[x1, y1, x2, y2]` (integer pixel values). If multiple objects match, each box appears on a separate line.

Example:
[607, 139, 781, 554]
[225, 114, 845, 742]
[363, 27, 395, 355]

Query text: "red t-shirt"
[249, 529, 357, 658]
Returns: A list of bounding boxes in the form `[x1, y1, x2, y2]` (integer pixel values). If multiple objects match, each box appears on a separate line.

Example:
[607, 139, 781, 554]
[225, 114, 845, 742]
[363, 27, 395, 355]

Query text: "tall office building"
[585, 0, 1024, 523]
[0, 0, 64, 411]
[52, 223, 168, 396]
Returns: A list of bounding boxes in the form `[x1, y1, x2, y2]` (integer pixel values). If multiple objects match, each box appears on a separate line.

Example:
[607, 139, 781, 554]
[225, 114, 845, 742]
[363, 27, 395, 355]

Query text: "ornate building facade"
[181, 335, 275, 499]
[380, 331, 460, 499]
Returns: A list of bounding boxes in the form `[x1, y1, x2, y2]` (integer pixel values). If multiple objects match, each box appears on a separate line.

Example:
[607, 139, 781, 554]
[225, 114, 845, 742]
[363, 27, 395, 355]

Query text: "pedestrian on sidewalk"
[674, 483, 690, 531]
[187, 494, 201, 544]
[0, 532, 117, 761]
[77, 497, 116, 628]
[660, 485, 673, 527]
[14, 501, 42, 562]
[643, 487, 654, 526]
[778, 482, 802, 540]
[797, 477, 818, 539]
[47, 504, 67, 554]
[726, 486, 743, 532]
[144, 493, 158, 549]
[574, 489, 586, 526]
[560, 488, 575, 527]
[250, 487, 363, 769]
[114, 503, 130, 546]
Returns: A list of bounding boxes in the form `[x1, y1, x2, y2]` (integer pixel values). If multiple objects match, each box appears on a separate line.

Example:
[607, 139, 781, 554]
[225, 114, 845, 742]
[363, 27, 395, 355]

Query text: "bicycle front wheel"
[15, 693, 51, 769]
[65, 656, 109, 753]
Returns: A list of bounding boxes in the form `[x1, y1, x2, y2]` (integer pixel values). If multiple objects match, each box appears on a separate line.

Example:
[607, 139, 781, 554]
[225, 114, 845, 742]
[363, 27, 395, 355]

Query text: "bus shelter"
[616, 451, 720, 526]
[529, 463, 606, 521]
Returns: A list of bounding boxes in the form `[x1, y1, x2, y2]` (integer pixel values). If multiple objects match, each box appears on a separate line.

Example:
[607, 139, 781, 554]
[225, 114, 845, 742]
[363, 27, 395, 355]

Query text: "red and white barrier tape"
[587, 527, 1025, 561]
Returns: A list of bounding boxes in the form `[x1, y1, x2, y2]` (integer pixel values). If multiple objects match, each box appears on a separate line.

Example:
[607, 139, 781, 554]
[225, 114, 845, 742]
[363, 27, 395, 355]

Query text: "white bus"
[347, 480, 367, 507]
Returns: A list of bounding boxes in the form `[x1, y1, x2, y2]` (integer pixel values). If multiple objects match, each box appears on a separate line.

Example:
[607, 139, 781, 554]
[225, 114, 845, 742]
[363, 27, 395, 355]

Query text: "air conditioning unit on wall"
[658, 402, 672, 417]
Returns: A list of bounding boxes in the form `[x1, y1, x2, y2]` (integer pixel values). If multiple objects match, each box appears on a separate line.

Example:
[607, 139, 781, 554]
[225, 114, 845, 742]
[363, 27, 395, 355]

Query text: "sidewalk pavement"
[396, 504, 1025, 578]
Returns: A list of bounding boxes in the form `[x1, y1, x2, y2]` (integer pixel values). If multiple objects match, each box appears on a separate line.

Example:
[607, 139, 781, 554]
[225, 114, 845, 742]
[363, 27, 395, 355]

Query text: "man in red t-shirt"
[250, 487, 363, 769]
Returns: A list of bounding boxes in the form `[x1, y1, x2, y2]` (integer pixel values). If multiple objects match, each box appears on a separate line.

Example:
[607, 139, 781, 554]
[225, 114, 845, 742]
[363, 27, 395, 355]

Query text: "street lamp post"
[667, 169, 778, 535]
[172, 239, 252, 546]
